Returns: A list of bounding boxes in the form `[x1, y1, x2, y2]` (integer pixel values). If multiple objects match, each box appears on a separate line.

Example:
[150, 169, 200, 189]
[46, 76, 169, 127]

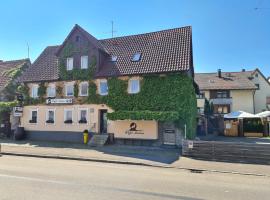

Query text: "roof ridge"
[100, 26, 191, 41]
[195, 70, 255, 75]
[0, 58, 29, 64]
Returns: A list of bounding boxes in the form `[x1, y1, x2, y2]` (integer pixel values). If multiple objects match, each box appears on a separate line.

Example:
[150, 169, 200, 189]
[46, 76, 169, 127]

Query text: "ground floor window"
[46, 109, 55, 124]
[64, 109, 73, 124]
[29, 109, 38, 124]
[78, 109, 88, 124]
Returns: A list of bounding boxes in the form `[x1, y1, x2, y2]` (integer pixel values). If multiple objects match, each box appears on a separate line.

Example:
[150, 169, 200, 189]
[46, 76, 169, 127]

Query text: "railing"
[210, 97, 232, 105]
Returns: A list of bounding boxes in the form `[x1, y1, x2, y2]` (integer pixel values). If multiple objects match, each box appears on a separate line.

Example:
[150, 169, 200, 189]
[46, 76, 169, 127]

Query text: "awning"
[224, 111, 259, 119]
[256, 111, 270, 118]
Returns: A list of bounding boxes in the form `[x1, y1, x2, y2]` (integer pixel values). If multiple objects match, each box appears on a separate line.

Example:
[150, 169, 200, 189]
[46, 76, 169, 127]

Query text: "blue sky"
[0, 0, 269, 76]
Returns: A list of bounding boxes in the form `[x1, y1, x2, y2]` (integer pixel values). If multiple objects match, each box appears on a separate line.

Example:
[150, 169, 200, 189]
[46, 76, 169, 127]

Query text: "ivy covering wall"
[104, 74, 197, 138]
[86, 73, 197, 138]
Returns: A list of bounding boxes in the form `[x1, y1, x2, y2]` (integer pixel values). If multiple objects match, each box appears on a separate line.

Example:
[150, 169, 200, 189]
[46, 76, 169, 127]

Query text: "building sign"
[125, 122, 144, 135]
[188, 140, 194, 149]
[13, 106, 23, 117]
[46, 98, 73, 104]
[108, 120, 158, 139]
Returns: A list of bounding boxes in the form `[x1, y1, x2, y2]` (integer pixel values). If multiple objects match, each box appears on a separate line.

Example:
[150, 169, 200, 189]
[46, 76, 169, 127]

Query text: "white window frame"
[99, 79, 108, 96]
[31, 84, 39, 98]
[79, 82, 89, 96]
[78, 108, 89, 124]
[29, 109, 38, 124]
[65, 82, 74, 97]
[66, 57, 73, 71]
[46, 108, 56, 125]
[81, 55, 88, 69]
[128, 78, 140, 94]
[47, 83, 56, 98]
[132, 52, 142, 62]
[64, 108, 74, 124]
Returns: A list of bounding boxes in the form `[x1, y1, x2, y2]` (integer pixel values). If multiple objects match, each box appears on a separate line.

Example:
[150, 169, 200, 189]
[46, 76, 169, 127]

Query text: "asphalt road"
[0, 155, 269, 200]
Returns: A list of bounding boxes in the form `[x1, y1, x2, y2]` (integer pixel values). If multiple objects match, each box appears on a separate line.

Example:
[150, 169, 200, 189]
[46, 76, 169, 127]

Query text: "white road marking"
[0, 173, 72, 185]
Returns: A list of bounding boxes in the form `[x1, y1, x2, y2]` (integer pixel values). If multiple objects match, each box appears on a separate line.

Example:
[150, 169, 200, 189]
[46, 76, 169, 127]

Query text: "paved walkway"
[1, 139, 270, 176]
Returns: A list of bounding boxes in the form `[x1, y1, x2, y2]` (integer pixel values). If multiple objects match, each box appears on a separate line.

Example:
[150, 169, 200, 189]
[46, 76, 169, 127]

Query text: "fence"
[182, 140, 270, 164]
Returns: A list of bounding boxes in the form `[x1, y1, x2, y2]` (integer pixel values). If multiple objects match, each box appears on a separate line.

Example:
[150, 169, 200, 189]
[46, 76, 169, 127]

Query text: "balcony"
[210, 97, 232, 105]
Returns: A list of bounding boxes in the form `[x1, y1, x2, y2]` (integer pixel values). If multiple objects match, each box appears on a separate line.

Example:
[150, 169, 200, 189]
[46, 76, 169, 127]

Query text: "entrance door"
[99, 109, 108, 134]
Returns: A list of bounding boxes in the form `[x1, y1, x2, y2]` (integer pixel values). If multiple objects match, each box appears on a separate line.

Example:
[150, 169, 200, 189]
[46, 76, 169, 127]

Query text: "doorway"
[99, 109, 108, 134]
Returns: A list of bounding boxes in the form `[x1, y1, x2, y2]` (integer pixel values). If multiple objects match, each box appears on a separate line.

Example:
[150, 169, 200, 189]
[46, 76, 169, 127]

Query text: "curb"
[1, 151, 164, 168]
[1, 151, 268, 177]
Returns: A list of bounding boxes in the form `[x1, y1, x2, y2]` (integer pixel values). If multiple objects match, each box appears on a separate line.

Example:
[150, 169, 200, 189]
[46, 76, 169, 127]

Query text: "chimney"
[218, 69, 222, 78]
[242, 69, 246, 72]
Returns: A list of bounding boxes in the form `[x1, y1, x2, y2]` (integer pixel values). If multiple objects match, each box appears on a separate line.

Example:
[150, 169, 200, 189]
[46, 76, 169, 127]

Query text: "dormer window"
[66, 57, 73, 71]
[111, 55, 117, 62]
[132, 53, 141, 62]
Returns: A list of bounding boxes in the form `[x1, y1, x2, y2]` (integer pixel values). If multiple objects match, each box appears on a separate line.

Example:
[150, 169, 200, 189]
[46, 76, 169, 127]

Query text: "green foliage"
[86, 81, 108, 104]
[56, 85, 63, 97]
[38, 82, 46, 97]
[0, 101, 17, 113]
[107, 111, 179, 121]
[2, 62, 29, 101]
[103, 74, 197, 139]
[58, 42, 97, 81]
[204, 99, 214, 116]
[74, 82, 79, 98]
[243, 118, 264, 133]
[17, 84, 43, 106]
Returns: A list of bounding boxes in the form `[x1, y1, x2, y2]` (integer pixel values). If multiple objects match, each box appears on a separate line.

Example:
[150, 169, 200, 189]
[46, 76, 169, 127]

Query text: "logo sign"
[188, 141, 194, 149]
[125, 122, 144, 135]
[46, 98, 73, 104]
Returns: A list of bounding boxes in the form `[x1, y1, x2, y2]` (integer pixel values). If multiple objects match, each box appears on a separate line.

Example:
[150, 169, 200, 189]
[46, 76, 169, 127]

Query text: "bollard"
[83, 130, 89, 144]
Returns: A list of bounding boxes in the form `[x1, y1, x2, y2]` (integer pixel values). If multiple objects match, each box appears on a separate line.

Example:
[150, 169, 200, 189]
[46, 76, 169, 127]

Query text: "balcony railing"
[210, 97, 232, 105]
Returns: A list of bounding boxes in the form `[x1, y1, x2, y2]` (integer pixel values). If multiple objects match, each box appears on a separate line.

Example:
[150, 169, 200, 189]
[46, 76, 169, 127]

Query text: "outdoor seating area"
[223, 111, 270, 137]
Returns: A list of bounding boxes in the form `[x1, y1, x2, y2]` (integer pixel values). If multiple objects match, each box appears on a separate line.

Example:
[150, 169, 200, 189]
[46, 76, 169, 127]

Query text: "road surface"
[0, 155, 269, 200]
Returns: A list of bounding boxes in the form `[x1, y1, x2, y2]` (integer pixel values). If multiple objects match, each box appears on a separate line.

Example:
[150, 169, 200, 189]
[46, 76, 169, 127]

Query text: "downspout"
[252, 90, 256, 114]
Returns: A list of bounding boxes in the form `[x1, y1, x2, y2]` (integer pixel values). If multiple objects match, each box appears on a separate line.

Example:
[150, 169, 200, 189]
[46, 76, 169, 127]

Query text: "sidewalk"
[1, 139, 270, 177]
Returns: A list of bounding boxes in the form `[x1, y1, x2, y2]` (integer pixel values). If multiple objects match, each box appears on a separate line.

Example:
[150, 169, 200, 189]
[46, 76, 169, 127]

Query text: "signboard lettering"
[46, 98, 73, 104]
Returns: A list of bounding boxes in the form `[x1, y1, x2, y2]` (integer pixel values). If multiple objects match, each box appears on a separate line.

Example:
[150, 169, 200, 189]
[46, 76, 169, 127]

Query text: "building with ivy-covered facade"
[19, 24, 197, 146]
[0, 59, 30, 137]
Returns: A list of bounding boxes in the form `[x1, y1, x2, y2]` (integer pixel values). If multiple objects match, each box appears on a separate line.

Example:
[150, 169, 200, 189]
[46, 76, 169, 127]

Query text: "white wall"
[252, 72, 270, 113]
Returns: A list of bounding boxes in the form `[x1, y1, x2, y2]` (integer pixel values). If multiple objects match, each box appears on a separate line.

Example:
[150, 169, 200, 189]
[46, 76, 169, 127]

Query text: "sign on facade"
[46, 98, 73, 104]
[109, 120, 158, 139]
[188, 140, 194, 149]
[13, 106, 23, 117]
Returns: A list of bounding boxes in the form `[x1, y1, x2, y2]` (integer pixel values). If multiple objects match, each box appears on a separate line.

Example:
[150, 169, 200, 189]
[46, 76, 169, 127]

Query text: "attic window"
[132, 53, 141, 62]
[75, 35, 80, 42]
[111, 56, 117, 62]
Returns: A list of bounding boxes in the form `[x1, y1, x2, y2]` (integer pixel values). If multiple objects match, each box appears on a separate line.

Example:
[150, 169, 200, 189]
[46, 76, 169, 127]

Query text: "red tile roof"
[96, 26, 193, 77]
[19, 46, 60, 82]
[20, 25, 193, 82]
[0, 59, 30, 91]
[195, 71, 258, 90]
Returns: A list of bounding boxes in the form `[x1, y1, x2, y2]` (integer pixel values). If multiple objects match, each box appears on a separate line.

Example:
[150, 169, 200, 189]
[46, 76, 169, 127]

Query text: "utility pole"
[111, 21, 114, 38]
